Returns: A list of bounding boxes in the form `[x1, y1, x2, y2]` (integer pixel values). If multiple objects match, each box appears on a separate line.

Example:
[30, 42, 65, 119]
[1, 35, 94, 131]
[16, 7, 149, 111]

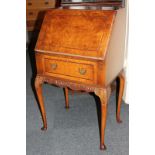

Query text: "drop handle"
[79, 68, 87, 75]
[51, 63, 57, 70]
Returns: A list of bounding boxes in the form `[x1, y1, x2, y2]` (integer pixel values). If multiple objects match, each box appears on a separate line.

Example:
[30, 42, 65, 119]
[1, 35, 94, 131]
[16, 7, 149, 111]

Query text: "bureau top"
[35, 9, 116, 60]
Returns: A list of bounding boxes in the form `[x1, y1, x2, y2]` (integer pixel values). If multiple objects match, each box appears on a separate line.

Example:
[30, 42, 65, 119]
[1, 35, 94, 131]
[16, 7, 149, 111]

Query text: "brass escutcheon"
[79, 68, 87, 75]
[51, 63, 57, 70]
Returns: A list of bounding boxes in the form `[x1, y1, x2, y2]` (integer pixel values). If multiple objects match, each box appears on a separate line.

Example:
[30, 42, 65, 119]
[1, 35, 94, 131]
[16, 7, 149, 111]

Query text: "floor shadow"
[27, 29, 42, 118]
[26, 10, 47, 121]
[116, 77, 120, 116]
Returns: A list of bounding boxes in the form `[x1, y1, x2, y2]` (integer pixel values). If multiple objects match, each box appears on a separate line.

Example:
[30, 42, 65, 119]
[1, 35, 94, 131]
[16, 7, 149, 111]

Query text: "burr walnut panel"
[35, 9, 116, 59]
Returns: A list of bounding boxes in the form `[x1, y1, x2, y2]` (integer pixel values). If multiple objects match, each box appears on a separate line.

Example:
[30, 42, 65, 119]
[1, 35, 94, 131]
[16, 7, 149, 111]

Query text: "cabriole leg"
[116, 72, 125, 123]
[95, 87, 111, 150]
[35, 76, 47, 130]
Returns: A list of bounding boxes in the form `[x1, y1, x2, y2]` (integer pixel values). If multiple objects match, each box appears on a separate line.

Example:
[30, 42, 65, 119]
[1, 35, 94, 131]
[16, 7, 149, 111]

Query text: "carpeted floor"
[26, 51, 129, 155]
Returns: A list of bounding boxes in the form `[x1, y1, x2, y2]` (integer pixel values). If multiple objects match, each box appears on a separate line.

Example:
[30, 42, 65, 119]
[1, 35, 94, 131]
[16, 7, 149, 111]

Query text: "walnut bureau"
[34, 9, 125, 150]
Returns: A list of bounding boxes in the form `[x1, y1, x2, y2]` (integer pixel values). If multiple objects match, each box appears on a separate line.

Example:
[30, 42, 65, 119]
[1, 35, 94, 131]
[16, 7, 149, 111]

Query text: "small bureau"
[34, 9, 125, 150]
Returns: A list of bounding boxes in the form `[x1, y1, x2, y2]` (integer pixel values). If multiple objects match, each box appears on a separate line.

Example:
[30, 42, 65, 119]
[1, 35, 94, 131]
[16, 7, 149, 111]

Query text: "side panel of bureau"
[105, 8, 126, 86]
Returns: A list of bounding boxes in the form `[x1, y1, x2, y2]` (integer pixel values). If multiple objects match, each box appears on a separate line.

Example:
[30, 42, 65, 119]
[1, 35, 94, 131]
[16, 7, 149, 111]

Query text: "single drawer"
[43, 56, 97, 84]
[27, 0, 55, 9]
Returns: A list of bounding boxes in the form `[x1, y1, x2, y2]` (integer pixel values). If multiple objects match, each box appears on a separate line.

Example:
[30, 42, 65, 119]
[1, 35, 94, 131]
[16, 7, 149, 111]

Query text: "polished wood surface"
[44, 56, 95, 82]
[35, 9, 116, 59]
[34, 9, 125, 150]
[36, 53, 98, 84]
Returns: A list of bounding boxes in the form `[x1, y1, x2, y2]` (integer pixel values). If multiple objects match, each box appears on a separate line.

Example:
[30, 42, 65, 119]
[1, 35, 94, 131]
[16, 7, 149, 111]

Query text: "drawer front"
[27, 0, 55, 9]
[43, 56, 97, 84]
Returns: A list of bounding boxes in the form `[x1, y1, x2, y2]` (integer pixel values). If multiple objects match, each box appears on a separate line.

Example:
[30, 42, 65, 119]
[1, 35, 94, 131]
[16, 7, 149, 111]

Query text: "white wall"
[122, 0, 129, 103]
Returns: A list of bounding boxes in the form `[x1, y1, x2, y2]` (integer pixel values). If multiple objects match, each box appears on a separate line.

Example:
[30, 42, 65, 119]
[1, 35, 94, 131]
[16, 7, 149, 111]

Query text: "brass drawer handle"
[51, 63, 57, 70]
[79, 68, 87, 75]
